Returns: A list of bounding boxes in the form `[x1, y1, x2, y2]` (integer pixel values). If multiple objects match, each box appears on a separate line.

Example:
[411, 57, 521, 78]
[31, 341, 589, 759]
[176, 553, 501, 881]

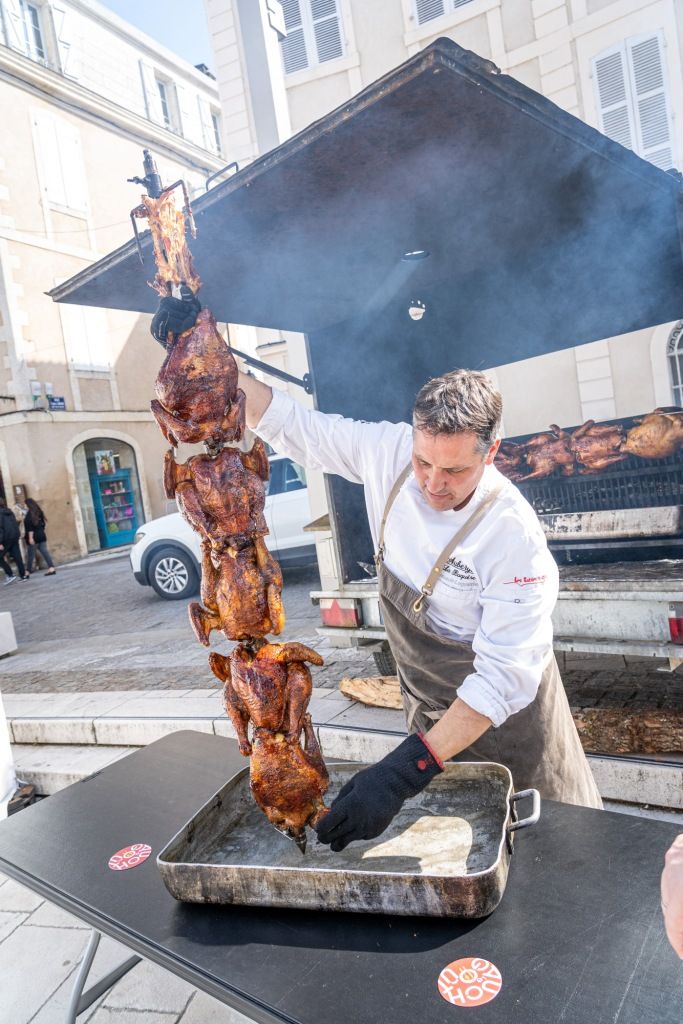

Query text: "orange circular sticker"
[437, 957, 502, 1008]
[108, 844, 152, 871]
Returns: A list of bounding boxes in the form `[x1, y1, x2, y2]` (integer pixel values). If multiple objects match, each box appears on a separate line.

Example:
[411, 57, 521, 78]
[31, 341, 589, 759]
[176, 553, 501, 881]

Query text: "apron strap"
[375, 462, 413, 570]
[413, 484, 503, 613]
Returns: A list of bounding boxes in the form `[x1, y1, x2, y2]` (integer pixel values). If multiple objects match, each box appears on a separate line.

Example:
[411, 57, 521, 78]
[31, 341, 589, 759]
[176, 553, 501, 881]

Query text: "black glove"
[150, 284, 200, 346]
[315, 733, 443, 852]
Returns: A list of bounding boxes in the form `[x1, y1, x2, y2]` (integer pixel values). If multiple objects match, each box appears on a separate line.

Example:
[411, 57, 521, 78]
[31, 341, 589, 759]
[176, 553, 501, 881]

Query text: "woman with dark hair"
[25, 498, 56, 576]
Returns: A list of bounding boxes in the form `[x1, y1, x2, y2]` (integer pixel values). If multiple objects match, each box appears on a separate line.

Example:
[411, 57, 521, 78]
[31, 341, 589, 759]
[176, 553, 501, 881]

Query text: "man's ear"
[485, 438, 501, 465]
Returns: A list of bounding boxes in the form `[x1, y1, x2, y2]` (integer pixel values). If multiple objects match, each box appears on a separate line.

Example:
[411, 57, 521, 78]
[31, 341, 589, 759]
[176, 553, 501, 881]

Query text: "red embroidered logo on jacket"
[503, 575, 547, 588]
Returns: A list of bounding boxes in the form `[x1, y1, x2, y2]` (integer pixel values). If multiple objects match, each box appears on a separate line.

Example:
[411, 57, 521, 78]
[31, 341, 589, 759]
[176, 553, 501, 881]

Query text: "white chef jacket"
[255, 389, 559, 728]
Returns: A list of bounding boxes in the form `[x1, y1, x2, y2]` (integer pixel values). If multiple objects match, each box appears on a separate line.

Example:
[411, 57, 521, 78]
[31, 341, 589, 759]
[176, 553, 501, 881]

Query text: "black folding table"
[0, 731, 680, 1023]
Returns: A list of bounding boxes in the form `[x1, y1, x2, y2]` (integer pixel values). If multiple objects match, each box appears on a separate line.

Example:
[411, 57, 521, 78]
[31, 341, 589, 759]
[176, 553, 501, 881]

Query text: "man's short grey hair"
[413, 369, 502, 455]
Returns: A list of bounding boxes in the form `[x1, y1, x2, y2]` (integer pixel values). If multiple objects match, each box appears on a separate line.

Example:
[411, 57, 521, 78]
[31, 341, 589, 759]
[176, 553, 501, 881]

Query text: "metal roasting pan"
[157, 762, 540, 918]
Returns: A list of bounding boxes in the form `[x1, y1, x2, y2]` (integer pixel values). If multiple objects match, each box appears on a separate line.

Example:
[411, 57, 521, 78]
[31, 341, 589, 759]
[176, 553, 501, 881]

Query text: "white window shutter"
[416, 0, 446, 26]
[2, 0, 27, 52]
[280, 0, 309, 73]
[627, 33, 674, 170]
[139, 60, 164, 124]
[58, 123, 88, 213]
[58, 303, 91, 369]
[197, 95, 215, 152]
[82, 307, 110, 371]
[593, 45, 634, 152]
[33, 112, 68, 208]
[310, 0, 342, 64]
[176, 83, 195, 141]
[52, 3, 76, 78]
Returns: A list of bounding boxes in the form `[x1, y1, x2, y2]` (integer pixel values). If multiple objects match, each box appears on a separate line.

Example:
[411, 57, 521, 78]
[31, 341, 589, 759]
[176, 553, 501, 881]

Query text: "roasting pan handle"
[508, 788, 541, 833]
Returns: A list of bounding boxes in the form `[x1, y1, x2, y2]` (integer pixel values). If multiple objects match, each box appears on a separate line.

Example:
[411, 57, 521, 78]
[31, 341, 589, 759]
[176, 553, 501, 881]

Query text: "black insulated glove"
[315, 733, 443, 852]
[150, 284, 201, 346]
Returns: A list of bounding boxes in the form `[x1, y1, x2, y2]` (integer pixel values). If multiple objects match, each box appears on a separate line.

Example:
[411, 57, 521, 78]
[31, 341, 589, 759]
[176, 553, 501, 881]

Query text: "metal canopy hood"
[50, 38, 683, 368]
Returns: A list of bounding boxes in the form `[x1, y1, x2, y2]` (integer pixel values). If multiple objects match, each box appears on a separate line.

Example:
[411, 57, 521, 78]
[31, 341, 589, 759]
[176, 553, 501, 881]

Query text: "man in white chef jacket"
[151, 296, 600, 850]
[234, 367, 602, 850]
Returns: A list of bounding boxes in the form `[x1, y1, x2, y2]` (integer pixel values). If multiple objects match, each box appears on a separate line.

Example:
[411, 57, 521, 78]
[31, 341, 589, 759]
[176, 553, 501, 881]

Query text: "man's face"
[411, 428, 500, 511]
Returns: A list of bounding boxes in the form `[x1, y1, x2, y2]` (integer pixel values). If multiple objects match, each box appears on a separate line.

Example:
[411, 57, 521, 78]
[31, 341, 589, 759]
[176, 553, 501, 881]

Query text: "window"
[266, 459, 307, 496]
[668, 323, 683, 408]
[415, 0, 474, 26]
[210, 110, 222, 156]
[57, 303, 110, 372]
[33, 111, 88, 213]
[156, 78, 171, 129]
[280, 0, 343, 75]
[593, 32, 674, 170]
[20, 0, 45, 61]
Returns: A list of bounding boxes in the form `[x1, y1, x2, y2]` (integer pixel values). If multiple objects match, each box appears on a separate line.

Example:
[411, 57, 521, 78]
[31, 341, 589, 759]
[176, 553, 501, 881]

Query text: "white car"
[130, 454, 317, 599]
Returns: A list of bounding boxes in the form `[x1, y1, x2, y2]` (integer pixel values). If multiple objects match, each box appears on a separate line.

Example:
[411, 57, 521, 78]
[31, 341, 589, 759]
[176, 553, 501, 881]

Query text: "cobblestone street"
[0, 553, 681, 711]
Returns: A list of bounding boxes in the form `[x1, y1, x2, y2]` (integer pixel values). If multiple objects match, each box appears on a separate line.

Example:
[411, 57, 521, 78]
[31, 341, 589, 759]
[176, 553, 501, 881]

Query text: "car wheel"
[148, 547, 199, 600]
[373, 647, 397, 676]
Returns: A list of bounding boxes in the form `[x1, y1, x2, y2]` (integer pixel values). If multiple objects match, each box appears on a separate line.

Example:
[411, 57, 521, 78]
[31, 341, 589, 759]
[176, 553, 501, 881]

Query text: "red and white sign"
[108, 843, 152, 871]
[437, 957, 502, 1008]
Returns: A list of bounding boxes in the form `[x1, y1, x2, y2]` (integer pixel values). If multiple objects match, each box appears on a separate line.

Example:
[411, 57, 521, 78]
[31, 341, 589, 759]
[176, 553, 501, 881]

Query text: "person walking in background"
[24, 498, 56, 576]
[11, 491, 29, 566]
[0, 498, 28, 584]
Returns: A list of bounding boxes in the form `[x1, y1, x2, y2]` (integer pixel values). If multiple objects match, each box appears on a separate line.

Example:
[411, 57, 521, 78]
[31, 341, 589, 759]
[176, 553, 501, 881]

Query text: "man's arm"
[237, 370, 273, 429]
[423, 697, 492, 762]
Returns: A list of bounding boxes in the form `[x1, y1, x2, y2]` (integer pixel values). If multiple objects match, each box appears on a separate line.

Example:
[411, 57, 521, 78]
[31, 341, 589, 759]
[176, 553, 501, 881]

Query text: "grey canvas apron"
[375, 465, 602, 809]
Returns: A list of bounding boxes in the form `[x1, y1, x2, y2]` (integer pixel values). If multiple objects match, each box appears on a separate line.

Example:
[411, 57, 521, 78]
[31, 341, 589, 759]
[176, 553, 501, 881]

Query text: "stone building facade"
[0, 0, 226, 559]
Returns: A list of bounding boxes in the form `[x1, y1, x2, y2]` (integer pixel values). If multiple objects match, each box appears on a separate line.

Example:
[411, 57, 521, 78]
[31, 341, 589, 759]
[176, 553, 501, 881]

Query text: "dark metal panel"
[50, 38, 683, 357]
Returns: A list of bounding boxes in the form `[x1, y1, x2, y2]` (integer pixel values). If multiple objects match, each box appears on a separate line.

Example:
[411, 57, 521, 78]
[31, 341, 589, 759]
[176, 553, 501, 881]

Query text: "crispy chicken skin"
[568, 420, 627, 474]
[210, 644, 329, 848]
[151, 308, 245, 448]
[164, 440, 269, 552]
[189, 538, 284, 644]
[494, 441, 525, 481]
[516, 425, 574, 481]
[622, 410, 683, 459]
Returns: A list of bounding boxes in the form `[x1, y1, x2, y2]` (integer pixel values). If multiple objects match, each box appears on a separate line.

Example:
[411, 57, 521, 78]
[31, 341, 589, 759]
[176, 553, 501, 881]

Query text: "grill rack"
[505, 412, 683, 515]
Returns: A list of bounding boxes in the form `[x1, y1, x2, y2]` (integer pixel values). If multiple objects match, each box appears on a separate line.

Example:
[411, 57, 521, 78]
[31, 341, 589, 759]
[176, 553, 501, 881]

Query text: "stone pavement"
[0, 869, 249, 1023]
[1, 553, 681, 709]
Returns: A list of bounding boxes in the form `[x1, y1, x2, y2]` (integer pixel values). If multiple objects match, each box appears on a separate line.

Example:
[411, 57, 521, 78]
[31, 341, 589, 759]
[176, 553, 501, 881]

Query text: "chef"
[151, 303, 603, 849]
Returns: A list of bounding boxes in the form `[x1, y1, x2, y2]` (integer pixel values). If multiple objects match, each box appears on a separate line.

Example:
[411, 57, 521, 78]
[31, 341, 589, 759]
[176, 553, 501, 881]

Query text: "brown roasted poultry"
[134, 152, 328, 852]
[164, 440, 270, 553]
[189, 538, 284, 643]
[569, 420, 627, 474]
[210, 644, 329, 852]
[516, 425, 574, 481]
[622, 410, 683, 459]
[151, 307, 245, 449]
[494, 441, 525, 481]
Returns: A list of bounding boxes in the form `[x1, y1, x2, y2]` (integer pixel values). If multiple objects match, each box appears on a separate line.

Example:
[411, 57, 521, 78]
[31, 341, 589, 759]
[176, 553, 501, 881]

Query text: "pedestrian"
[24, 498, 56, 576]
[0, 497, 28, 585]
[151, 289, 602, 853]
[11, 492, 29, 565]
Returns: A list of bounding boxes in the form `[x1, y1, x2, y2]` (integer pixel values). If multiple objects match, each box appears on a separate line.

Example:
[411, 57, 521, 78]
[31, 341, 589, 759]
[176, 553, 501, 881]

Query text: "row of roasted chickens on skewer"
[496, 410, 683, 482]
[142, 187, 329, 851]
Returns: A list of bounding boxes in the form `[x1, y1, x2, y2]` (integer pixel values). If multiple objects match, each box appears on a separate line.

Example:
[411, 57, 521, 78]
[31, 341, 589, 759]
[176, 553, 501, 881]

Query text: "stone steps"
[6, 690, 683, 810]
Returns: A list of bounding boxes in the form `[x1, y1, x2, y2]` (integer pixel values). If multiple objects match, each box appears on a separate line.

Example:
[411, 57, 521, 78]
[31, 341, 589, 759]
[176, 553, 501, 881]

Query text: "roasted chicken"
[516, 425, 574, 481]
[494, 441, 525, 481]
[210, 643, 329, 851]
[164, 440, 270, 553]
[569, 420, 627, 474]
[622, 410, 683, 460]
[189, 538, 284, 643]
[151, 308, 245, 449]
[135, 155, 329, 852]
